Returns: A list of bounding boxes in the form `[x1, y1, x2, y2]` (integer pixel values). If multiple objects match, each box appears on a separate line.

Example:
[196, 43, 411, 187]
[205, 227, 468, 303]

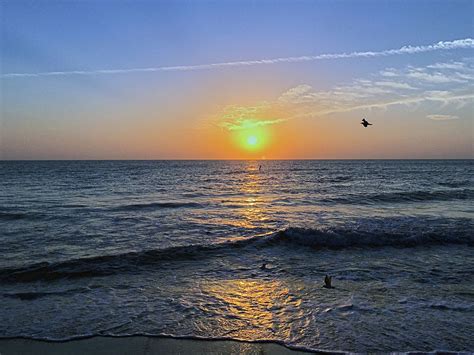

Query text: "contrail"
[2, 38, 473, 78]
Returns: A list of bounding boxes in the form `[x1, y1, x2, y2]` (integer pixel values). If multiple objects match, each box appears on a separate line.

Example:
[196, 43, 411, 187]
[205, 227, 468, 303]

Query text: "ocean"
[0, 160, 473, 352]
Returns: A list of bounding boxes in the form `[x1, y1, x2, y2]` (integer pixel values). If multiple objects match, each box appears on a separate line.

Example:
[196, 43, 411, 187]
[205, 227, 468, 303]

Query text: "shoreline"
[0, 335, 320, 354]
[2, 336, 468, 354]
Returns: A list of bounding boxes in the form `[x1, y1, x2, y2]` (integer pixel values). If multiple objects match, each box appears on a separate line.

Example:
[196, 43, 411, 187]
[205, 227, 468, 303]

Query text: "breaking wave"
[271, 224, 473, 248]
[1, 217, 472, 283]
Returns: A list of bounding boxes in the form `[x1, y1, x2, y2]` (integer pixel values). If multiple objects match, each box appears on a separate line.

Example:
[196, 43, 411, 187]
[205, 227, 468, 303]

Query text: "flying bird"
[361, 118, 373, 127]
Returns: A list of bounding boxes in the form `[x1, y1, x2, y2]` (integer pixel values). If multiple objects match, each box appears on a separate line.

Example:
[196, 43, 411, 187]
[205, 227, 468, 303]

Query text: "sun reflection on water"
[232, 163, 273, 228]
[198, 278, 302, 339]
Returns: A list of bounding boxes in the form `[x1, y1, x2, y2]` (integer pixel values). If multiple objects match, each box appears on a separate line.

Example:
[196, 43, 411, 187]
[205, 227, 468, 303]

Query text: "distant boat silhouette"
[361, 118, 373, 127]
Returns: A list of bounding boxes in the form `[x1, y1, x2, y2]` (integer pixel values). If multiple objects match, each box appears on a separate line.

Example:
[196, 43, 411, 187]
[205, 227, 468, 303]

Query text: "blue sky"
[1, 0, 473, 159]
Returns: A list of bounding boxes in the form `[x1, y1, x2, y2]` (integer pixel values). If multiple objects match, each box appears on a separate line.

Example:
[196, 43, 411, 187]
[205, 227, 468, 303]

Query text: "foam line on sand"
[0, 336, 317, 354]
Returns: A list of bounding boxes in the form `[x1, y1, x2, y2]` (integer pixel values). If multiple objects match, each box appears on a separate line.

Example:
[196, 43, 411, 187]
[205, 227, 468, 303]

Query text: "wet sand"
[0, 336, 317, 354]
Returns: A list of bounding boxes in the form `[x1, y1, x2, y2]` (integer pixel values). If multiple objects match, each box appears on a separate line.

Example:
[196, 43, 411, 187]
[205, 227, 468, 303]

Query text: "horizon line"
[1, 158, 472, 161]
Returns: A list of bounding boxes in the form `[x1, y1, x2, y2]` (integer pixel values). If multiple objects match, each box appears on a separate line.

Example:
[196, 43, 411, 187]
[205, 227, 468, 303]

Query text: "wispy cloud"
[406, 70, 468, 83]
[374, 81, 416, 90]
[427, 114, 459, 121]
[381, 60, 474, 83]
[221, 117, 289, 131]
[312, 93, 474, 116]
[279, 58, 474, 114]
[2, 38, 474, 78]
[215, 58, 474, 130]
[216, 104, 289, 131]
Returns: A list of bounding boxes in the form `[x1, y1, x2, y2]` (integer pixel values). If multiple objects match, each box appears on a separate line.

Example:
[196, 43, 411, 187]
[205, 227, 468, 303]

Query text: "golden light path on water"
[233, 162, 273, 229]
[191, 164, 310, 341]
[198, 278, 305, 340]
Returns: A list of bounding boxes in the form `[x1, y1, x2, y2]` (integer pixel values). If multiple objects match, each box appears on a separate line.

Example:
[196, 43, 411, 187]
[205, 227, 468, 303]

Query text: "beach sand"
[0, 336, 315, 354]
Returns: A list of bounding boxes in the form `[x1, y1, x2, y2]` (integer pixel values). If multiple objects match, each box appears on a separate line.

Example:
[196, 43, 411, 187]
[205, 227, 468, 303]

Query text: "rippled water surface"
[0, 160, 473, 352]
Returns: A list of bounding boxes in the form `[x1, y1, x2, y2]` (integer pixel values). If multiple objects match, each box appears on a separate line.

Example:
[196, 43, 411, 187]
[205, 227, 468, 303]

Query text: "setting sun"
[233, 127, 271, 154]
[247, 136, 258, 146]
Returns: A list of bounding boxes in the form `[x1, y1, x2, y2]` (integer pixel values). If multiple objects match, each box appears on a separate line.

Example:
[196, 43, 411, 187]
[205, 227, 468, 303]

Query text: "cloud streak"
[214, 58, 474, 130]
[427, 114, 459, 121]
[2, 38, 474, 78]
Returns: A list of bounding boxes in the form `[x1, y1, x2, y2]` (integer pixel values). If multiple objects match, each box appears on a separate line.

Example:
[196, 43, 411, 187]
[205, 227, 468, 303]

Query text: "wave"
[271, 223, 474, 248]
[0, 201, 201, 220]
[324, 189, 474, 204]
[1, 218, 472, 283]
[326, 175, 352, 183]
[438, 180, 471, 188]
[0, 211, 43, 221]
[2, 287, 90, 300]
[109, 201, 203, 211]
[428, 302, 474, 311]
[0, 212, 29, 220]
[0, 234, 263, 283]
[0, 210, 78, 222]
[398, 298, 474, 312]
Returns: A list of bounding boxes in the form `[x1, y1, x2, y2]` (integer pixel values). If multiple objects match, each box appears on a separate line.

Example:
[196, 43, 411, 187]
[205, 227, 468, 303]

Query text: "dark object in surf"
[323, 275, 333, 288]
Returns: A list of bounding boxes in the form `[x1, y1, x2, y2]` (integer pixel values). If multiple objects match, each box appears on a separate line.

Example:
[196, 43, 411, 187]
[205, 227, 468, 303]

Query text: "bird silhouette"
[323, 275, 333, 288]
[361, 118, 372, 127]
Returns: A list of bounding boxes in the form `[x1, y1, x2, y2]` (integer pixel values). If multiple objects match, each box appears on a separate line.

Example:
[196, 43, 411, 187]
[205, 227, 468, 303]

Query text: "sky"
[1, 0, 473, 159]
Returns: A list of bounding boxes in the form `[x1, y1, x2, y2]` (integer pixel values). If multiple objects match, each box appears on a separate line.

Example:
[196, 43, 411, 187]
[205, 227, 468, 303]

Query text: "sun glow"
[247, 135, 258, 146]
[234, 127, 270, 153]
